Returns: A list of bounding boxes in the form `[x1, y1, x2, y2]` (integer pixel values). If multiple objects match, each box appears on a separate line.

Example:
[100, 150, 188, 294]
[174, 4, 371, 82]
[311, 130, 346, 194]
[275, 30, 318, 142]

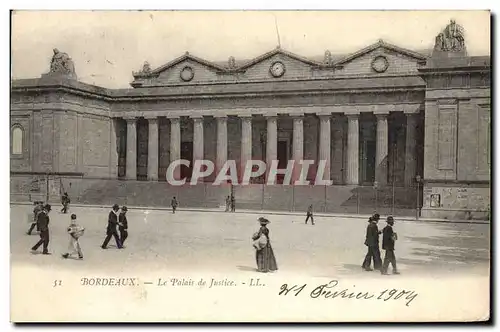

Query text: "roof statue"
[47, 48, 77, 79]
[324, 50, 332, 65]
[434, 19, 466, 53]
[142, 61, 152, 74]
[228, 56, 236, 69]
[132, 61, 152, 78]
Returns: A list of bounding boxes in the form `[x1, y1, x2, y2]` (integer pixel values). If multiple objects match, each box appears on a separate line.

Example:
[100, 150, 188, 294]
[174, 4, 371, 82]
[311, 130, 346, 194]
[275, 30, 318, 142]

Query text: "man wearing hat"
[118, 206, 129, 246]
[381, 216, 400, 275]
[31, 204, 52, 255]
[101, 204, 122, 249]
[62, 214, 84, 260]
[305, 204, 314, 225]
[61, 192, 70, 214]
[171, 196, 178, 214]
[361, 213, 382, 271]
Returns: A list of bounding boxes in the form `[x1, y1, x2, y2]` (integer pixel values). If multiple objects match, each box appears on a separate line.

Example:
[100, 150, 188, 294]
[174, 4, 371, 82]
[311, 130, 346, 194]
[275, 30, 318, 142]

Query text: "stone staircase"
[12, 175, 419, 216]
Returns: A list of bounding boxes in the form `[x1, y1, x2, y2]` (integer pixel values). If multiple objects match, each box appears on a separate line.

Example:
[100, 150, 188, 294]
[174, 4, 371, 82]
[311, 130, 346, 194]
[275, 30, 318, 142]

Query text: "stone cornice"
[108, 103, 423, 118]
[11, 75, 426, 102]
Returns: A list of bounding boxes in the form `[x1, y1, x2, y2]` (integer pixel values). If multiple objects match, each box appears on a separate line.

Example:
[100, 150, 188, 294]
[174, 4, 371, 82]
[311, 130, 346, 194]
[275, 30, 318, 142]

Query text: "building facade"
[10, 21, 491, 219]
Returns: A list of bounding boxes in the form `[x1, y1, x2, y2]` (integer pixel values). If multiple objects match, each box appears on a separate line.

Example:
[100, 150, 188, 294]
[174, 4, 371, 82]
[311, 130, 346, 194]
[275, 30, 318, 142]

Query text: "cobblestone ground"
[10, 205, 490, 278]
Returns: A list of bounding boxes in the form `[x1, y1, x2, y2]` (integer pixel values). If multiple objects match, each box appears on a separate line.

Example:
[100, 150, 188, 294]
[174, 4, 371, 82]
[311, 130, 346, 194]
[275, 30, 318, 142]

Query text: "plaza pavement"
[10, 204, 490, 277]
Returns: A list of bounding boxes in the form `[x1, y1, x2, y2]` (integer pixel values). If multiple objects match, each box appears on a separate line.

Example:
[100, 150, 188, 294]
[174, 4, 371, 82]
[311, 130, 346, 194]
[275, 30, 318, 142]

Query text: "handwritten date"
[279, 280, 418, 307]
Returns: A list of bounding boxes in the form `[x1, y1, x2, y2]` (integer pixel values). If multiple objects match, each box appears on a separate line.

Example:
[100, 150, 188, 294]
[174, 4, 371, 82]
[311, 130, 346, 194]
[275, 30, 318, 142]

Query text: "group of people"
[101, 204, 129, 249]
[27, 196, 400, 276]
[362, 213, 399, 275]
[27, 200, 130, 258]
[251, 209, 400, 275]
[28, 201, 85, 259]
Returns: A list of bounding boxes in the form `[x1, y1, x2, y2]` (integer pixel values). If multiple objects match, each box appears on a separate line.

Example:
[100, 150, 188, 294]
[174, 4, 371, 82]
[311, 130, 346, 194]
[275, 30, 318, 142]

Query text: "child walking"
[62, 214, 84, 260]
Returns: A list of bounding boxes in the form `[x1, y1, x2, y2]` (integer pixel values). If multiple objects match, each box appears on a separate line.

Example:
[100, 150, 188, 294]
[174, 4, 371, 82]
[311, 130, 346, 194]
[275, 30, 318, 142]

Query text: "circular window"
[180, 66, 194, 82]
[371, 56, 389, 73]
[269, 61, 286, 78]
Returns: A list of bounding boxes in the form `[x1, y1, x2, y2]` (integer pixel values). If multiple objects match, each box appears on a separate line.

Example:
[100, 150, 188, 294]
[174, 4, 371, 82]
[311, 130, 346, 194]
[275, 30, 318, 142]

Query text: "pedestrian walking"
[31, 204, 52, 255]
[225, 196, 231, 212]
[361, 213, 382, 271]
[230, 194, 236, 212]
[118, 206, 129, 246]
[27, 201, 43, 235]
[305, 204, 315, 225]
[252, 217, 278, 273]
[101, 204, 122, 249]
[381, 216, 400, 275]
[62, 214, 84, 260]
[171, 196, 178, 214]
[61, 192, 70, 214]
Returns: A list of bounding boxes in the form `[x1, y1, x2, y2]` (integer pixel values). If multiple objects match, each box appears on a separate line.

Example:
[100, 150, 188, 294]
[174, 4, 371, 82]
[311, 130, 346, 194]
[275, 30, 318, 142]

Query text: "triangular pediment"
[238, 47, 320, 70]
[131, 52, 227, 87]
[332, 40, 427, 66]
[151, 52, 226, 75]
[330, 40, 428, 76]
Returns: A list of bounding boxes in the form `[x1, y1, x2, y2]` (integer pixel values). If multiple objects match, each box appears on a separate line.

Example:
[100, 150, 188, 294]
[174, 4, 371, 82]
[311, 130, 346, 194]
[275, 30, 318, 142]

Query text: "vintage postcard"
[10, 10, 491, 322]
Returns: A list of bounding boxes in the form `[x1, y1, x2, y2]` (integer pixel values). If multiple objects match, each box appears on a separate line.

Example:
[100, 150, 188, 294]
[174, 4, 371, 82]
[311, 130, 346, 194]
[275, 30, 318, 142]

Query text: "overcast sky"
[11, 10, 490, 89]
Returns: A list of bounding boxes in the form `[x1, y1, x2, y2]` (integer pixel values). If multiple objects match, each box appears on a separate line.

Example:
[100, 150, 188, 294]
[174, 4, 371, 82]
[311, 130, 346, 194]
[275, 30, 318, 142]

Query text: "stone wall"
[421, 183, 490, 220]
[421, 64, 490, 219]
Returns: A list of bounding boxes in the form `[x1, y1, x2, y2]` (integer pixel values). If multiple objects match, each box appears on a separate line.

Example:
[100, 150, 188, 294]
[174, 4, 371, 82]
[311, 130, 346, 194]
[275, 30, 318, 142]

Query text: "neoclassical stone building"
[10, 21, 491, 219]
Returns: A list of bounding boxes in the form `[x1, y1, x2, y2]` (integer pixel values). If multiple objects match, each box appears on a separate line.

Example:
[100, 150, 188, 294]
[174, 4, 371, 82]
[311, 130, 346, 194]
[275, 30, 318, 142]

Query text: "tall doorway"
[180, 141, 193, 180]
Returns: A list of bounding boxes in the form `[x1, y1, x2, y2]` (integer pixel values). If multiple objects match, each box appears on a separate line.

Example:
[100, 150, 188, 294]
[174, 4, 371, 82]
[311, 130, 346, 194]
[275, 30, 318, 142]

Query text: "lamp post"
[373, 181, 378, 213]
[416, 175, 421, 220]
[392, 143, 397, 215]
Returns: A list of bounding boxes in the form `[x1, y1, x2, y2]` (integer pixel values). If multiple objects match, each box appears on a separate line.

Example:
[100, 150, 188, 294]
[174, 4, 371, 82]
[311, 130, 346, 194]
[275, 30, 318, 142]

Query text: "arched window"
[12, 126, 23, 155]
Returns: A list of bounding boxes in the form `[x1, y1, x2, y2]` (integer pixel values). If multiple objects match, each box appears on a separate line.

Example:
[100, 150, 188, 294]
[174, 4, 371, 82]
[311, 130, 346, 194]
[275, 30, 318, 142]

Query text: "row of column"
[121, 112, 418, 185]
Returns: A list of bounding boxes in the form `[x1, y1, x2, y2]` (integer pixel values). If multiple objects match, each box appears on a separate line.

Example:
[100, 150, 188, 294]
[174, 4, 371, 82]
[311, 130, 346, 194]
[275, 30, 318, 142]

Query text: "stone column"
[375, 112, 389, 186]
[266, 115, 278, 169]
[192, 115, 204, 163]
[216, 115, 228, 172]
[147, 117, 159, 181]
[405, 112, 418, 186]
[240, 115, 252, 175]
[346, 113, 359, 185]
[125, 117, 137, 180]
[169, 116, 181, 180]
[292, 114, 304, 182]
[109, 117, 118, 178]
[318, 114, 331, 182]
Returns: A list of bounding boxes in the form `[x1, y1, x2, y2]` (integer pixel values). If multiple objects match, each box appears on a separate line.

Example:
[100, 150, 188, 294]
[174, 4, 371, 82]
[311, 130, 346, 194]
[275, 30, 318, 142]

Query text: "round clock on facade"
[270, 61, 286, 78]
[371, 56, 389, 73]
[180, 66, 194, 82]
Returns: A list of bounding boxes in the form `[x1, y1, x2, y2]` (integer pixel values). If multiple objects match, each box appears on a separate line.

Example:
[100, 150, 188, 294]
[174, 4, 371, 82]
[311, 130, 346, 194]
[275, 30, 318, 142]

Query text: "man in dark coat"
[61, 192, 70, 214]
[305, 204, 314, 225]
[118, 206, 129, 246]
[31, 204, 52, 254]
[101, 204, 122, 249]
[171, 196, 178, 214]
[361, 213, 382, 271]
[381, 216, 400, 275]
